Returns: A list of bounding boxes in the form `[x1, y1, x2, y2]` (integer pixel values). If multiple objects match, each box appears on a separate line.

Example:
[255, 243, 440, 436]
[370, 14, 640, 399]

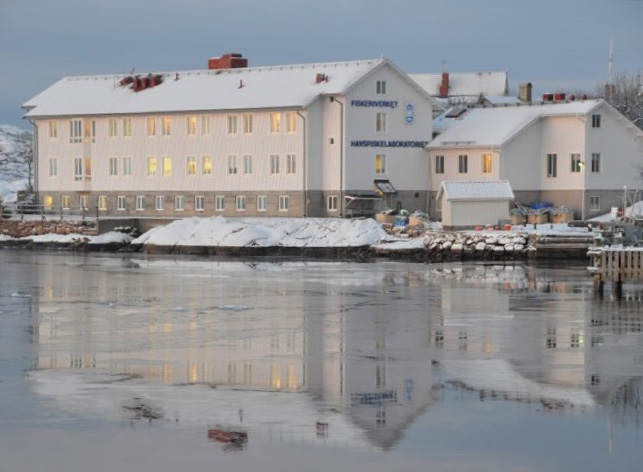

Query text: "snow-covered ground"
[0, 124, 31, 202]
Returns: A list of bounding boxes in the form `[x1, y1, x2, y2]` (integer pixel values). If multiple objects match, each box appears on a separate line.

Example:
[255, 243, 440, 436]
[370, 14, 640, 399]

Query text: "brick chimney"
[439, 72, 449, 98]
[208, 53, 248, 70]
[518, 82, 532, 102]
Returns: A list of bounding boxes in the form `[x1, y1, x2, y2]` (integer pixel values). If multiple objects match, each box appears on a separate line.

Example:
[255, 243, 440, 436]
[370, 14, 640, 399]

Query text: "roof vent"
[316, 73, 329, 83]
[120, 73, 164, 92]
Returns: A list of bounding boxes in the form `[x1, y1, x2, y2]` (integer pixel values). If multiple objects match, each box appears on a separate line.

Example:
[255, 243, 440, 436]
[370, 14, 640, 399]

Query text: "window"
[49, 121, 57, 139]
[435, 155, 444, 174]
[570, 153, 582, 173]
[236, 195, 246, 211]
[175, 195, 185, 211]
[136, 195, 145, 211]
[117, 196, 126, 211]
[162, 156, 172, 177]
[243, 114, 253, 134]
[458, 154, 468, 174]
[591, 153, 601, 173]
[186, 115, 197, 136]
[228, 155, 238, 174]
[186, 156, 197, 176]
[147, 157, 157, 176]
[201, 116, 211, 135]
[108, 119, 117, 138]
[122, 118, 132, 137]
[592, 114, 601, 128]
[122, 157, 132, 176]
[109, 157, 118, 176]
[48, 158, 57, 177]
[79, 195, 89, 210]
[327, 195, 338, 211]
[590, 196, 601, 211]
[547, 153, 557, 177]
[146, 117, 156, 137]
[83, 120, 96, 143]
[279, 195, 289, 212]
[243, 155, 253, 175]
[286, 154, 296, 174]
[202, 156, 212, 175]
[376, 80, 386, 95]
[195, 195, 204, 211]
[98, 195, 107, 211]
[74, 158, 83, 181]
[270, 154, 280, 174]
[84, 158, 92, 181]
[286, 112, 297, 133]
[162, 116, 171, 136]
[155, 195, 164, 211]
[61, 195, 71, 209]
[215, 195, 225, 211]
[375, 154, 386, 174]
[376, 112, 387, 133]
[270, 112, 281, 133]
[70, 119, 82, 143]
[257, 195, 267, 212]
[482, 153, 492, 174]
[44, 195, 53, 209]
[227, 115, 237, 134]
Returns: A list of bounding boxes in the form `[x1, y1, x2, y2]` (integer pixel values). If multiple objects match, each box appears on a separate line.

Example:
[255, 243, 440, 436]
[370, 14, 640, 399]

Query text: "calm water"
[1, 251, 642, 471]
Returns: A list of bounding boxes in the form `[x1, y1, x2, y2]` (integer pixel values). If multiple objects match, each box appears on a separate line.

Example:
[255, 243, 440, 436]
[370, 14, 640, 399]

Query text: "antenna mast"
[608, 39, 615, 84]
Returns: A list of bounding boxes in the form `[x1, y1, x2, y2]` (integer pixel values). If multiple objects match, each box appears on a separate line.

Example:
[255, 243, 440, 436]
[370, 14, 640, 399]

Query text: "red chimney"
[208, 53, 248, 70]
[439, 72, 449, 98]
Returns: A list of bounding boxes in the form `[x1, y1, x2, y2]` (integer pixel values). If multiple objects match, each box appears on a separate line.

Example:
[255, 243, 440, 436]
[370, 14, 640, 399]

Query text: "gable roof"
[409, 71, 508, 97]
[437, 180, 515, 202]
[23, 58, 401, 118]
[428, 100, 603, 149]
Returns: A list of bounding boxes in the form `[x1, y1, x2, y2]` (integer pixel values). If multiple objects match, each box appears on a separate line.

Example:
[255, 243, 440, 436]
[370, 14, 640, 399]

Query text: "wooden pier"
[588, 245, 643, 296]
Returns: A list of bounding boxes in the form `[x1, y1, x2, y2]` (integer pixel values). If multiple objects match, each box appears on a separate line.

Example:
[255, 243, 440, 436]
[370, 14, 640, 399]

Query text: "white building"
[409, 70, 508, 104]
[22, 55, 436, 218]
[427, 99, 643, 219]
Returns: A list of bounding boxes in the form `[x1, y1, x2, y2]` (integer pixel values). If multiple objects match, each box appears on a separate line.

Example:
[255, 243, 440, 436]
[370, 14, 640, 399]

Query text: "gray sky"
[1, 0, 641, 127]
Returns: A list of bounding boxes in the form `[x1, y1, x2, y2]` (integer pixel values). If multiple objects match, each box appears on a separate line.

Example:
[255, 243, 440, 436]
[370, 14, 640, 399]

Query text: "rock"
[475, 242, 486, 252]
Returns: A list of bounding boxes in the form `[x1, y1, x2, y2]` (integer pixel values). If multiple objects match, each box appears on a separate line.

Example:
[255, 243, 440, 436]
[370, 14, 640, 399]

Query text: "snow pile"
[132, 216, 387, 248]
[0, 125, 31, 202]
[24, 231, 134, 244]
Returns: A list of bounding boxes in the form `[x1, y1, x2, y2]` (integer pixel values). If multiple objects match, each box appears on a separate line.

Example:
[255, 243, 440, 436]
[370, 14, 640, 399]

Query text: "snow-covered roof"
[428, 100, 602, 149]
[437, 180, 515, 202]
[23, 58, 405, 118]
[409, 71, 508, 97]
[481, 95, 522, 105]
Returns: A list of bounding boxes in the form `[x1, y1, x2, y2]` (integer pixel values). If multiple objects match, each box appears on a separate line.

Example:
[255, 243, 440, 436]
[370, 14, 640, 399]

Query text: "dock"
[588, 243, 643, 296]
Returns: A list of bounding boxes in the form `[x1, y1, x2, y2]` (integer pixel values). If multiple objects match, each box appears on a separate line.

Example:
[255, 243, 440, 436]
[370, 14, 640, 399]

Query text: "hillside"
[0, 124, 32, 202]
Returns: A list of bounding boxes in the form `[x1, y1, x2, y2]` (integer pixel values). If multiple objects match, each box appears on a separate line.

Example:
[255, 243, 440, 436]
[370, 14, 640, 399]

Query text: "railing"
[5, 203, 99, 224]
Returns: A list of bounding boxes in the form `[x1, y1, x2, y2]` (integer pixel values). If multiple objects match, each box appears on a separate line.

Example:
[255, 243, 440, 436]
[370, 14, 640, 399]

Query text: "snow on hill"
[0, 124, 32, 202]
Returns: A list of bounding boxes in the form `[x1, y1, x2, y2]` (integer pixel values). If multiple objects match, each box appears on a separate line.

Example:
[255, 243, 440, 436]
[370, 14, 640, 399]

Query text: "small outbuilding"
[436, 180, 514, 229]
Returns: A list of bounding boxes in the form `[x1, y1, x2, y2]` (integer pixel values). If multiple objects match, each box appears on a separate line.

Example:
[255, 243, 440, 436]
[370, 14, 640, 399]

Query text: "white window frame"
[162, 156, 172, 177]
[376, 80, 387, 95]
[174, 195, 185, 211]
[61, 195, 71, 209]
[286, 154, 296, 174]
[146, 117, 156, 137]
[270, 112, 281, 133]
[108, 119, 117, 138]
[70, 119, 82, 143]
[243, 114, 253, 134]
[74, 157, 83, 181]
[201, 116, 211, 135]
[215, 195, 225, 211]
[243, 154, 253, 175]
[482, 153, 492, 174]
[570, 153, 582, 173]
[117, 195, 126, 211]
[376, 112, 387, 133]
[228, 155, 238, 174]
[136, 195, 145, 211]
[435, 155, 444, 174]
[227, 115, 237, 135]
[44, 195, 53, 210]
[49, 121, 57, 139]
[589, 195, 601, 211]
[458, 154, 468, 174]
[592, 114, 601, 128]
[98, 195, 107, 211]
[547, 153, 557, 178]
[186, 115, 197, 136]
[109, 157, 118, 176]
[591, 153, 601, 173]
[186, 156, 197, 176]
[79, 195, 89, 210]
[257, 195, 267, 212]
[270, 154, 280, 175]
[83, 120, 96, 143]
[327, 195, 338, 212]
[122, 118, 133, 137]
[278, 195, 289, 212]
[286, 112, 297, 133]
[48, 158, 58, 177]
[147, 156, 157, 176]
[162, 116, 171, 136]
[195, 195, 205, 211]
[202, 156, 213, 175]
[155, 195, 165, 211]
[235, 195, 246, 212]
[122, 157, 132, 176]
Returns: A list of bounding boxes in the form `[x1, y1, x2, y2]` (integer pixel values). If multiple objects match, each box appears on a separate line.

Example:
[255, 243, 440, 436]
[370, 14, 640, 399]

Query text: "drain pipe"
[331, 96, 345, 216]
[297, 110, 307, 217]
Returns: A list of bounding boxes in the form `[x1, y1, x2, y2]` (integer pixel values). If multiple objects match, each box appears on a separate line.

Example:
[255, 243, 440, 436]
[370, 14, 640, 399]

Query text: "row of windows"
[43, 194, 341, 212]
[432, 153, 602, 175]
[48, 154, 298, 178]
[49, 112, 299, 142]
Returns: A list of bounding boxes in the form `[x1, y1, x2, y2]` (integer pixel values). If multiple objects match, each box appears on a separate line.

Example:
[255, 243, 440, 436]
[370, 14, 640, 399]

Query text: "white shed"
[437, 180, 514, 229]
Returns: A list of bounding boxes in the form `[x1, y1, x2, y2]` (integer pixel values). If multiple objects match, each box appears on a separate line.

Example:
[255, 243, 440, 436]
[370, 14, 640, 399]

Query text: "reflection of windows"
[570, 333, 582, 348]
[376, 410, 386, 427]
[270, 364, 281, 390]
[546, 328, 557, 349]
[375, 364, 386, 388]
[434, 331, 444, 348]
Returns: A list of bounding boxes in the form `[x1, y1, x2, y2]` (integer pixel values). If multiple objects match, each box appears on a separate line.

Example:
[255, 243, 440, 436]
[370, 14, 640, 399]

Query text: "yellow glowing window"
[187, 116, 197, 136]
[162, 116, 171, 136]
[286, 112, 297, 133]
[44, 195, 53, 209]
[162, 156, 172, 176]
[202, 156, 212, 175]
[270, 112, 281, 133]
[186, 156, 197, 176]
[147, 157, 157, 176]
[146, 117, 156, 137]
[482, 153, 492, 174]
[375, 154, 386, 174]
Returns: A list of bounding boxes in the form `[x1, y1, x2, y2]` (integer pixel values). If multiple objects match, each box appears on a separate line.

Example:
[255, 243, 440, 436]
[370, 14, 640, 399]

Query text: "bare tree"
[603, 72, 643, 130]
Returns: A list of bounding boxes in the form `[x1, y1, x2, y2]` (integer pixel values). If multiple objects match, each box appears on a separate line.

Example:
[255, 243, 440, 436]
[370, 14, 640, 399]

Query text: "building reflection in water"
[27, 257, 643, 451]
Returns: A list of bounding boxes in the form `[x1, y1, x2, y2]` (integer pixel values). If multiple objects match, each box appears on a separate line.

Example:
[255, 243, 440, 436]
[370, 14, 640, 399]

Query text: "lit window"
[591, 153, 601, 173]
[215, 195, 225, 211]
[201, 116, 211, 135]
[70, 119, 82, 143]
[228, 155, 238, 174]
[175, 195, 185, 211]
[44, 195, 53, 209]
[162, 156, 172, 177]
[195, 195, 204, 211]
[48, 158, 57, 177]
[376, 113, 387, 133]
[108, 119, 117, 138]
[236, 195, 246, 211]
[162, 116, 171, 136]
[136, 195, 145, 211]
[376, 80, 386, 94]
[146, 117, 156, 137]
[270, 154, 280, 174]
[98, 195, 107, 211]
[279, 195, 289, 212]
[227, 115, 237, 135]
[155, 195, 164, 211]
[590, 195, 601, 211]
[79, 195, 89, 210]
[243, 155, 253, 175]
[122, 118, 133, 137]
[286, 112, 297, 133]
[147, 157, 157, 176]
[547, 153, 557, 178]
[243, 114, 253, 134]
[286, 154, 296, 174]
[109, 157, 118, 176]
[458, 154, 468, 174]
[122, 157, 132, 176]
[482, 153, 492, 174]
[570, 153, 582, 173]
[84, 158, 92, 181]
[186, 156, 197, 176]
[117, 196, 126, 211]
[435, 155, 444, 174]
[270, 112, 281, 133]
[83, 120, 96, 143]
[49, 121, 57, 139]
[202, 156, 212, 175]
[257, 195, 267, 212]
[592, 114, 601, 128]
[327, 195, 338, 211]
[375, 154, 386, 174]
[186, 115, 197, 136]
[61, 195, 71, 209]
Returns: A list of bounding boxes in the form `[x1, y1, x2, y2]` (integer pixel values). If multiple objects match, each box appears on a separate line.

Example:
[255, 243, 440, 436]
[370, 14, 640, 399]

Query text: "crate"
[527, 213, 548, 224]
[550, 212, 573, 223]
[510, 214, 527, 225]
[375, 213, 396, 224]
